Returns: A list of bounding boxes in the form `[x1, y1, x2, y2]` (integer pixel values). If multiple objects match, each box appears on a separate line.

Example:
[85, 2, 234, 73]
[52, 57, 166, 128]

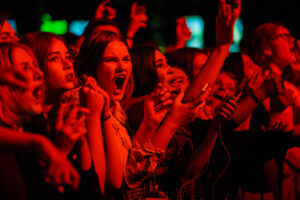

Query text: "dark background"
[2, 0, 300, 47]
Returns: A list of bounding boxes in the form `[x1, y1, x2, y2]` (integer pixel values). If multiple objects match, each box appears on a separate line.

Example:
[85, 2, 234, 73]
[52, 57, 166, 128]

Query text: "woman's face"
[0, 20, 19, 43]
[45, 38, 75, 91]
[268, 26, 296, 69]
[192, 53, 208, 77]
[211, 73, 236, 101]
[154, 50, 189, 94]
[241, 54, 262, 80]
[97, 40, 132, 101]
[168, 67, 190, 93]
[8, 47, 43, 116]
[155, 49, 173, 82]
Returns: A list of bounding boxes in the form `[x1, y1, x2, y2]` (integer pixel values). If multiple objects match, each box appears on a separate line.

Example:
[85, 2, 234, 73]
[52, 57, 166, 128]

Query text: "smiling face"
[96, 40, 132, 101]
[9, 47, 43, 116]
[44, 38, 75, 92]
[211, 72, 236, 101]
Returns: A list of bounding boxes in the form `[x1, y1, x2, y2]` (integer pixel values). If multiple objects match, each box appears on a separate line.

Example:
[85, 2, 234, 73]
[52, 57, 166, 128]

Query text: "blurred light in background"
[69, 20, 89, 36]
[40, 13, 68, 35]
[230, 17, 243, 52]
[7, 19, 17, 32]
[185, 15, 204, 49]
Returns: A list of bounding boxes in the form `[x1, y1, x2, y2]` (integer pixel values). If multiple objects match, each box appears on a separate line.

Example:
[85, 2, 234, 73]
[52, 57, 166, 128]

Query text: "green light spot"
[40, 13, 68, 35]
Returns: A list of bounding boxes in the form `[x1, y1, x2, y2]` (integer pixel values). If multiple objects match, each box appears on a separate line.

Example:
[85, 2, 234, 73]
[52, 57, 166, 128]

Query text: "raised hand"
[216, 0, 241, 45]
[144, 83, 173, 126]
[94, 0, 117, 20]
[55, 101, 89, 156]
[214, 98, 237, 120]
[126, 2, 148, 44]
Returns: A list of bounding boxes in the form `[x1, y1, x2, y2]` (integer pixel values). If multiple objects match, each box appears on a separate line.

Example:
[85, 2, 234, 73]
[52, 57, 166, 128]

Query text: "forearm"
[233, 89, 267, 124]
[150, 117, 179, 150]
[185, 120, 219, 178]
[0, 126, 42, 151]
[77, 138, 92, 171]
[134, 118, 158, 146]
[184, 44, 231, 102]
[86, 116, 106, 194]
[102, 117, 123, 189]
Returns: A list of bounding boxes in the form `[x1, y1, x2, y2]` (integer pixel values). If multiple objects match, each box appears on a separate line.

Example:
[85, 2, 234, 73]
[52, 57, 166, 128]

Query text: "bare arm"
[184, 0, 241, 102]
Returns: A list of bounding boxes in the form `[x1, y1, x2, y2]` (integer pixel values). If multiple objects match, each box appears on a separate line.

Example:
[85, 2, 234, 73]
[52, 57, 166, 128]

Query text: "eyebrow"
[47, 51, 71, 56]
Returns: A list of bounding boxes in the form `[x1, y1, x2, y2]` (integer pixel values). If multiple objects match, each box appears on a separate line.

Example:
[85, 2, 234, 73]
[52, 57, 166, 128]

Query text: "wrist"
[164, 115, 181, 130]
[253, 88, 267, 102]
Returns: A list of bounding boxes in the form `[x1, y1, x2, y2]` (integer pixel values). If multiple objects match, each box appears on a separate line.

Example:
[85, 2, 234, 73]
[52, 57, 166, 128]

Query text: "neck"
[0, 102, 23, 128]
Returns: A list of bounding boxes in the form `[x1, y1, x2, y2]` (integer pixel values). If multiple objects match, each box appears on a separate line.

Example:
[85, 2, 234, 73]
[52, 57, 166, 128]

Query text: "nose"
[63, 58, 73, 71]
[33, 68, 44, 82]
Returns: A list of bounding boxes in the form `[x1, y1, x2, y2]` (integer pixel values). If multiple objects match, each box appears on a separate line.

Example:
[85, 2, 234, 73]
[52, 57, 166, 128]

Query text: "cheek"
[45, 66, 65, 83]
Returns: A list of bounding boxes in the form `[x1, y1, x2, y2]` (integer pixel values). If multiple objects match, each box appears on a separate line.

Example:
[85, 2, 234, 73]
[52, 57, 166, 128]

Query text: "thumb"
[174, 88, 185, 103]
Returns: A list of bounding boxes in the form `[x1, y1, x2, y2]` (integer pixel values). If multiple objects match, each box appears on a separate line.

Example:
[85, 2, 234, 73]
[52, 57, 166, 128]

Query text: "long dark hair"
[168, 47, 210, 81]
[130, 44, 159, 97]
[74, 31, 128, 80]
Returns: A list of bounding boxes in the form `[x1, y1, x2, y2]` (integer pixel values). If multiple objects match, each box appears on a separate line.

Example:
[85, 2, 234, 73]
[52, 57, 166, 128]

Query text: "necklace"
[111, 114, 132, 151]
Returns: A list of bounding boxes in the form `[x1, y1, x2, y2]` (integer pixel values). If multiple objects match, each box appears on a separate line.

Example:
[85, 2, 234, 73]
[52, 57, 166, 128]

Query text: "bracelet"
[250, 93, 262, 105]
[102, 113, 111, 121]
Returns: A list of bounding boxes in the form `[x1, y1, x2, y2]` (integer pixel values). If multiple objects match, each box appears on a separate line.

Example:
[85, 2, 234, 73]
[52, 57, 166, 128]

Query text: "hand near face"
[55, 101, 89, 156]
[216, 0, 241, 44]
[0, 67, 31, 89]
[35, 135, 80, 190]
[214, 98, 237, 120]
[80, 75, 110, 118]
[167, 89, 199, 126]
[259, 76, 285, 98]
[245, 68, 266, 92]
[144, 83, 173, 126]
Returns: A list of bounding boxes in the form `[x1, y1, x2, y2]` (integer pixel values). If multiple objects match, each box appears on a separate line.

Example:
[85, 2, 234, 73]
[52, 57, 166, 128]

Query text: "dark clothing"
[187, 118, 296, 200]
[0, 151, 63, 200]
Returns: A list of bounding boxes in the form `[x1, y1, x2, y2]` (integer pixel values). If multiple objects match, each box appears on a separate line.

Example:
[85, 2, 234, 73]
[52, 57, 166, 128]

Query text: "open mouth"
[32, 85, 42, 101]
[113, 74, 126, 92]
[65, 73, 75, 82]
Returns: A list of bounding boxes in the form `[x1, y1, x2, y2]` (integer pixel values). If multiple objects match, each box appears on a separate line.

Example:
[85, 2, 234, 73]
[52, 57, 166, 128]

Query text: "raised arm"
[184, 0, 241, 102]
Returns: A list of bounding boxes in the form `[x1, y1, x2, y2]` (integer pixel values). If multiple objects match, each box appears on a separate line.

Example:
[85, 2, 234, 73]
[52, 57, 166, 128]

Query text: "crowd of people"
[1, 0, 300, 199]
